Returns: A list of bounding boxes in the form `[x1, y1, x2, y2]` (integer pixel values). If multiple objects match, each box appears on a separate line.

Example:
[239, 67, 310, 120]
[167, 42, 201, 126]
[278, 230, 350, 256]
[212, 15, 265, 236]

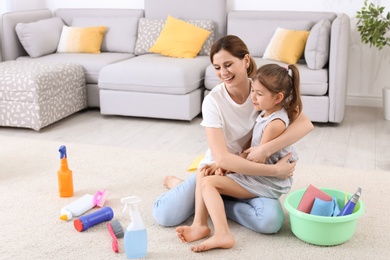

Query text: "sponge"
[297, 184, 332, 213]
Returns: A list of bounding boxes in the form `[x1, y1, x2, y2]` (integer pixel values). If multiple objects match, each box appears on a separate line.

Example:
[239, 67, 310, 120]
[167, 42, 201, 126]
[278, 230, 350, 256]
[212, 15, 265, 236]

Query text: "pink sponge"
[297, 184, 332, 213]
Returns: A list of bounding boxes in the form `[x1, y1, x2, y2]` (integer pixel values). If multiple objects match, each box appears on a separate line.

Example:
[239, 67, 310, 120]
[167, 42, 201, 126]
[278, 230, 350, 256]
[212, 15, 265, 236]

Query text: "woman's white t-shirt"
[199, 82, 258, 168]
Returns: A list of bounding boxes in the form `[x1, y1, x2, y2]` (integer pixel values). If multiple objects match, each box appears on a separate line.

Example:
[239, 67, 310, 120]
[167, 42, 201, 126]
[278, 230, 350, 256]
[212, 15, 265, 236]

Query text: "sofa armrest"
[0, 9, 53, 61]
[328, 13, 350, 123]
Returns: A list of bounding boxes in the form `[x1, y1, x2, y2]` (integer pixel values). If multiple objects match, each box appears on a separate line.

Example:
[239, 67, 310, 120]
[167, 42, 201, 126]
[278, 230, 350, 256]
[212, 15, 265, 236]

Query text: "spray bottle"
[338, 187, 362, 216]
[121, 196, 147, 259]
[57, 145, 74, 197]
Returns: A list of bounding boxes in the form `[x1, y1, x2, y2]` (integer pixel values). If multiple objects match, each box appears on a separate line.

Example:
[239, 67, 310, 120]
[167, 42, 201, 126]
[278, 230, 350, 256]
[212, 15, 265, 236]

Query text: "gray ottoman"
[0, 61, 87, 130]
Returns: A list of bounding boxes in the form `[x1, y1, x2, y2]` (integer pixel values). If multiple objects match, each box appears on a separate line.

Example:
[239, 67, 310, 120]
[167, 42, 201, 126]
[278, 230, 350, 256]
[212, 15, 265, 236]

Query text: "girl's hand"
[274, 153, 296, 180]
[199, 164, 215, 176]
[200, 164, 219, 176]
[244, 146, 267, 163]
[215, 168, 231, 176]
[199, 164, 229, 176]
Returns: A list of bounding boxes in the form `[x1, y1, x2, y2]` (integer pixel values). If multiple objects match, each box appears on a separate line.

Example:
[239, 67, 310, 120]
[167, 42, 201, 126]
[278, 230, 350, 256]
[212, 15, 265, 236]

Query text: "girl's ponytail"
[286, 64, 302, 121]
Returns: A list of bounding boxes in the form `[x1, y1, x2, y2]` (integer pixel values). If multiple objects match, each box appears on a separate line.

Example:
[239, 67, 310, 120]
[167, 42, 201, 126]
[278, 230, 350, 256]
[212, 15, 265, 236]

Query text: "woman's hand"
[244, 146, 267, 163]
[274, 153, 296, 180]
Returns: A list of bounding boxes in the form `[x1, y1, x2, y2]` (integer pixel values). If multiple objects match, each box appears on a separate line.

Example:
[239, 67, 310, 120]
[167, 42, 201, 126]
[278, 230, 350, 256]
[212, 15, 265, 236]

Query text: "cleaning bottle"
[60, 190, 109, 221]
[338, 187, 362, 216]
[121, 196, 147, 259]
[74, 206, 114, 232]
[60, 194, 96, 221]
[57, 145, 74, 197]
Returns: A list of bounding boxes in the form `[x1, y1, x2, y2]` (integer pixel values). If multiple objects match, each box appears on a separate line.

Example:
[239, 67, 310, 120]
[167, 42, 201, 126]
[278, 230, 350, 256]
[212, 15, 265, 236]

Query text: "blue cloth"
[310, 197, 340, 217]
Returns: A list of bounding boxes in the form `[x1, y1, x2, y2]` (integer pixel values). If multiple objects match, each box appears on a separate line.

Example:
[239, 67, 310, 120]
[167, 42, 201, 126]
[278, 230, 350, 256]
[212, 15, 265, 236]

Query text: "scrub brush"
[107, 219, 124, 253]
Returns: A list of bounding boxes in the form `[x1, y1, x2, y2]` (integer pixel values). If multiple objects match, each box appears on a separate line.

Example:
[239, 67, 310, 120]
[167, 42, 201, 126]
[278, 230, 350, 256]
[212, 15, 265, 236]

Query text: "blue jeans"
[153, 173, 284, 234]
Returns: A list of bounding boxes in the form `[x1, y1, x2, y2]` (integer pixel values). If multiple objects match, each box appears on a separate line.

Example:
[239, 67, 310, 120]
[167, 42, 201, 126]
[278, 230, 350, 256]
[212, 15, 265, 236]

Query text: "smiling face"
[251, 79, 283, 116]
[212, 49, 250, 91]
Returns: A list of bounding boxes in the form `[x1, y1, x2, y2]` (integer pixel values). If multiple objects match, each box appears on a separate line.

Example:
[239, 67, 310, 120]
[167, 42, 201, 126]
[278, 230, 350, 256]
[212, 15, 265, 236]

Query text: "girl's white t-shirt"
[199, 82, 258, 168]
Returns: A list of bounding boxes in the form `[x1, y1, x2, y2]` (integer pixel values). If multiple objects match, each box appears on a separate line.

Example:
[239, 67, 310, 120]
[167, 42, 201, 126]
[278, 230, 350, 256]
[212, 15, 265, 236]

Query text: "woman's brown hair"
[210, 35, 257, 78]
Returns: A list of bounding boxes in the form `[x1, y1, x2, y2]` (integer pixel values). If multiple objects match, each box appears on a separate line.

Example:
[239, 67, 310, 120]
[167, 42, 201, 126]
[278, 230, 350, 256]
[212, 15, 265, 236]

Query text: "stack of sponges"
[297, 184, 340, 217]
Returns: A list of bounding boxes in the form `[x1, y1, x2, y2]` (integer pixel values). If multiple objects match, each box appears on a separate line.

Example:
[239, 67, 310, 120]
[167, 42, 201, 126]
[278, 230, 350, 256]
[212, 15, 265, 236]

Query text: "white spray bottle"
[121, 196, 148, 259]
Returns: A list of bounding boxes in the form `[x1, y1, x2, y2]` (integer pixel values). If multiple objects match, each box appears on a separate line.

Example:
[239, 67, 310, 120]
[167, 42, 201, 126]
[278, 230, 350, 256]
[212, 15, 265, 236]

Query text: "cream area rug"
[0, 135, 389, 260]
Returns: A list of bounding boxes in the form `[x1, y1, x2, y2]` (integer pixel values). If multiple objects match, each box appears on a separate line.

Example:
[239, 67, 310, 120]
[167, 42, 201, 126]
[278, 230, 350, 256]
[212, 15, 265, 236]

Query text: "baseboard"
[346, 95, 382, 108]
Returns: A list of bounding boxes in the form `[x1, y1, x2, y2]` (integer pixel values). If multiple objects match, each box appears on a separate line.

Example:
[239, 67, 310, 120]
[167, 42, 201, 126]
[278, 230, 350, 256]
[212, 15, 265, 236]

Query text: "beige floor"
[1, 106, 389, 171]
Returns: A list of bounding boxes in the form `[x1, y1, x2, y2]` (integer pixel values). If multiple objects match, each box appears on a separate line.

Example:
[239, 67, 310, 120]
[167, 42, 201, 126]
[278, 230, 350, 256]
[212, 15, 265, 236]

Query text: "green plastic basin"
[284, 188, 365, 246]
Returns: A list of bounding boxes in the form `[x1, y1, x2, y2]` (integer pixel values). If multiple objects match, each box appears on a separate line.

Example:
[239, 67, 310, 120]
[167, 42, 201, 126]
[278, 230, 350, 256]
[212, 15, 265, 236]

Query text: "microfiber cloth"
[297, 184, 333, 213]
[310, 197, 341, 217]
[187, 154, 205, 172]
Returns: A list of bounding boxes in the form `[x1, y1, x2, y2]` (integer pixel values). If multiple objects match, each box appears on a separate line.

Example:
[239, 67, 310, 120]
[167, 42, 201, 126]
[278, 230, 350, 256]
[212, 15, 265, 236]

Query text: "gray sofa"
[0, 0, 349, 123]
[205, 11, 350, 123]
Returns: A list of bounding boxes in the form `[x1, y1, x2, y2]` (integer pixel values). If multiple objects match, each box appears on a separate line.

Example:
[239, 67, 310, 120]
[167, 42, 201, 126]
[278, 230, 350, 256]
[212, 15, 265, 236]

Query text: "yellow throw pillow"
[149, 16, 211, 58]
[57, 25, 107, 54]
[263, 28, 310, 64]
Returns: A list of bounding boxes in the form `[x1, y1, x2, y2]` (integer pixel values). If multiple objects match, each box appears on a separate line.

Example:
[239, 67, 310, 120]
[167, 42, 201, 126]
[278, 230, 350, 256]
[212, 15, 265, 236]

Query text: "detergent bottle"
[74, 206, 114, 232]
[121, 196, 147, 259]
[60, 194, 95, 221]
[57, 145, 74, 197]
[338, 187, 362, 216]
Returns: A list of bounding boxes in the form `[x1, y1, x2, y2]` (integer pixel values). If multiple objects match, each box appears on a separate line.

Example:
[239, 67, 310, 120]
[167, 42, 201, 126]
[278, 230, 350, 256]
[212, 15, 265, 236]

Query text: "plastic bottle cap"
[60, 209, 72, 221]
[74, 219, 84, 232]
[60, 214, 68, 221]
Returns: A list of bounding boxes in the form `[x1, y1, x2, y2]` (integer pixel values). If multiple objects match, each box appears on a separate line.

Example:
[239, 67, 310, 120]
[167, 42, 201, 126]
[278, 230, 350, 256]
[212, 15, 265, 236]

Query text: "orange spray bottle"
[57, 145, 74, 197]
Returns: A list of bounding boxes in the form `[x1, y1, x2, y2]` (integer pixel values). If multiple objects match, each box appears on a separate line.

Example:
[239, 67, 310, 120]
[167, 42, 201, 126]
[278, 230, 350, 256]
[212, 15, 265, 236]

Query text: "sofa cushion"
[17, 52, 133, 84]
[136, 17, 214, 56]
[15, 17, 64, 58]
[255, 58, 328, 96]
[99, 54, 210, 94]
[263, 28, 309, 64]
[72, 16, 139, 53]
[205, 58, 328, 96]
[57, 25, 107, 54]
[228, 14, 313, 57]
[305, 19, 331, 69]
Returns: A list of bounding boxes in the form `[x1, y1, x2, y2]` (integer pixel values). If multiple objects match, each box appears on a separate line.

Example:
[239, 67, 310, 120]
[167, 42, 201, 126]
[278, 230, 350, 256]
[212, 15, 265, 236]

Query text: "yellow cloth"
[187, 154, 205, 172]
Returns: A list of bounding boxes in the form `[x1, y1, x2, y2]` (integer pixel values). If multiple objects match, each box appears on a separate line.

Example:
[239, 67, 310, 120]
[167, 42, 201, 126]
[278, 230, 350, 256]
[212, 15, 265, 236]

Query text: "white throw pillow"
[305, 19, 332, 69]
[15, 17, 64, 58]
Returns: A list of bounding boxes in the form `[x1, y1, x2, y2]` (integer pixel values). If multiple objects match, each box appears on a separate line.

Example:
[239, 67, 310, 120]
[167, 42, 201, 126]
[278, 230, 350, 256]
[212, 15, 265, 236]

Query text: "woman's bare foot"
[163, 176, 183, 189]
[191, 233, 235, 252]
[175, 225, 211, 243]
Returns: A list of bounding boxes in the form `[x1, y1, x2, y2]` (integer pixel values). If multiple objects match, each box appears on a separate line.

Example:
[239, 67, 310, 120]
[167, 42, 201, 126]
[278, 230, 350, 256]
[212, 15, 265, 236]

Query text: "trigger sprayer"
[121, 196, 148, 259]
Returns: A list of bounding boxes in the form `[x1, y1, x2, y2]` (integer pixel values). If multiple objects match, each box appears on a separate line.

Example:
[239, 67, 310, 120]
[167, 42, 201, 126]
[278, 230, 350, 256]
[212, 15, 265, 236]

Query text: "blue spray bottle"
[121, 196, 147, 259]
[338, 187, 362, 216]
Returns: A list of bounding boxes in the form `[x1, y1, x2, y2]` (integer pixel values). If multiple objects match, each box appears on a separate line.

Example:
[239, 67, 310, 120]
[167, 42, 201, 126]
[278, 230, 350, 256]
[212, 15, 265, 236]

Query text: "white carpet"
[0, 135, 389, 259]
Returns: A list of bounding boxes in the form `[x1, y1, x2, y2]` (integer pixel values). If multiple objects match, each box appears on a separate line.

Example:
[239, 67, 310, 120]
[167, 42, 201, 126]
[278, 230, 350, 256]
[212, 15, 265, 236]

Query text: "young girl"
[176, 63, 303, 252]
[227, 63, 302, 199]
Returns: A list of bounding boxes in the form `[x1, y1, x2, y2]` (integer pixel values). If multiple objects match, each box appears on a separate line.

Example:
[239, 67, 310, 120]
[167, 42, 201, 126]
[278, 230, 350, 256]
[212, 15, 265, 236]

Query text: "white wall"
[45, 0, 144, 9]
[0, 0, 46, 12]
[4, 0, 390, 107]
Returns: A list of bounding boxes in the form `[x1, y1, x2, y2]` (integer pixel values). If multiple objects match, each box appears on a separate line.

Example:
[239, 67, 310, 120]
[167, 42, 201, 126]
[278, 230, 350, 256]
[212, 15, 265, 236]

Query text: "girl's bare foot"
[163, 176, 183, 189]
[175, 225, 211, 243]
[191, 233, 235, 252]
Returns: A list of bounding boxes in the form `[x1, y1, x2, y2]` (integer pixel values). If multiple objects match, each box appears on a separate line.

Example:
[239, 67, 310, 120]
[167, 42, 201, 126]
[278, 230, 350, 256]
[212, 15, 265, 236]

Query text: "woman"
[153, 35, 313, 234]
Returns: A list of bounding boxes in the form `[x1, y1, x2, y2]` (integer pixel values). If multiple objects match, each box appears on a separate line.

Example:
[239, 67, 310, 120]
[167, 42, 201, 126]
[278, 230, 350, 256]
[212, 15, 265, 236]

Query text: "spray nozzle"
[121, 196, 142, 213]
[59, 145, 67, 159]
